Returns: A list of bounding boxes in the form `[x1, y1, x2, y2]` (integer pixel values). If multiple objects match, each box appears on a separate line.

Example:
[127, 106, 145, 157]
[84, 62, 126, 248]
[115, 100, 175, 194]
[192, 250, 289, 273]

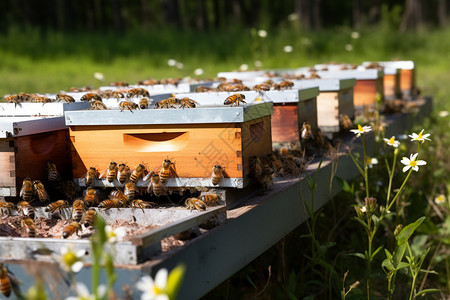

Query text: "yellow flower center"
[153, 285, 163, 295]
[358, 124, 363, 132]
[410, 160, 417, 167]
[418, 132, 423, 139]
[389, 137, 395, 144]
[63, 251, 78, 266]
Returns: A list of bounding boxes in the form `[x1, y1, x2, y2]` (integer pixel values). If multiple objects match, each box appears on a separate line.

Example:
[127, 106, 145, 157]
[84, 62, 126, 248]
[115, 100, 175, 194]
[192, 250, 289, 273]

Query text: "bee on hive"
[126, 88, 150, 98]
[185, 198, 206, 211]
[146, 173, 167, 197]
[275, 80, 294, 90]
[46, 160, 60, 183]
[98, 198, 122, 210]
[159, 159, 178, 183]
[101, 161, 118, 183]
[119, 100, 139, 112]
[124, 181, 137, 201]
[0, 263, 21, 298]
[83, 188, 98, 207]
[62, 221, 82, 239]
[211, 165, 224, 186]
[201, 194, 221, 206]
[21, 217, 36, 238]
[110, 81, 129, 87]
[224, 93, 246, 106]
[110, 189, 129, 207]
[71, 199, 86, 223]
[80, 93, 102, 102]
[32, 96, 52, 103]
[178, 97, 198, 109]
[90, 100, 108, 110]
[0, 202, 15, 219]
[17, 201, 35, 220]
[117, 163, 130, 184]
[301, 122, 314, 140]
[4, 94, 21, 106]
[154, 95, 177, 109]
[45, 200, 69, 218]
[129, 164, 146, 184]
[139, 98, 149, 109]
[56, 93, 75, 103]
[81, 209, 97, 228]
[308, 72, 321, 79]
[112, 91, 125, 99]
[20, 177, 34, 202]
[195, 86, 217, 93]
[85, 167, 99, 187]
[18, 92, 36, 102]
[131, 199, 157, 213]
[339, 114, 354, 130]
[33, 180, 50, 203]
[137, 79, 159, 85]
[253, 84, 271, 92]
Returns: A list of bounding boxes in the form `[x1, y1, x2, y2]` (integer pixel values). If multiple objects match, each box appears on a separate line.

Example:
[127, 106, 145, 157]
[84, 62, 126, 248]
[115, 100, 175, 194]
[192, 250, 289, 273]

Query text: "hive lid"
[216, 70, 274, 80]
[0, 116, 66, 138]
[0, 102, 91, 117]
[314, 69, 384, 80]
[65, 102, 273, 126]
[362, 60, 415, 70]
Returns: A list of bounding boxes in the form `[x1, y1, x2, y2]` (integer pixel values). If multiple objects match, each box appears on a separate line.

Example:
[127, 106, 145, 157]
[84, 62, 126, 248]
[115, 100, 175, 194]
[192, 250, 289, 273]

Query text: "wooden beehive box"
[363, 60, 416, 100]
[65, 99, 273, 189]
[177, 88, 319, 149]
[98, 80, 218, 94]
[382, 67, 401, 100]
[0, 117, 72, 199]
[313, 68, 384, 108]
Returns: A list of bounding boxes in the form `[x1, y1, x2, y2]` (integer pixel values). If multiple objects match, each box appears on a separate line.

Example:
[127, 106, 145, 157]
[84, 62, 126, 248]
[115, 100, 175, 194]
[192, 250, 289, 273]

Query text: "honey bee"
[185, 198, 206, 211]
[201, 194, 221, 206]
[81, 209, 97, 228]
[85, 167, 99, 187]
[124, 181, 137, 201]
[62, 221, 82, 239]
[20, 177, 34, 202]
[253, 84, 271, 92]
[69, 86, 91, 92]
[129, 164, 146, 183]
[159, 159, 177, 183]
[179, 97, 198, 109]
[33, 180, 50, 203]
[110, 81, 129, 87]
[0, 202, 15, 219]
[21, 217, 36, 238]
[117, 163, 130, 184]
[119, 100, 139, 112]
[102, 161, 118, 183]
[154, 95, 177, 109]
[112, 91, 125, 99]
[45, 200, 69, 216]
[126, 88, 150, 98]
[80, 93, 102, 102]
[110, 189, 129, 207]
[83, 188, 98, 207]
[4, 94, 21, 105]
[90, 100, 108, 110]
[63, 180, 76, 201]
[17, 201, 35, 219]
[195, 86, 217, 93]
[276, 80, 294, 90]
[139, 98, 149, 109]
[98, 198, 122, 210]
[137, 79, 159, 85]
[32, 96, 51, 103]
[339, 114, 354, 130]
[147, 173, 167, 197]
[211, 165, 224, 185]
[71, 199, 85, 222]
[131, 199, 156, 213]
[19, 92, 36, 102]
[46, 160, 60, 183]
[56, 93, 75, 103]
[224, 93, 246, 106]
[301, 122, 314, 140]
[308, 72, 321, 79]
[0, 264, 21, 298]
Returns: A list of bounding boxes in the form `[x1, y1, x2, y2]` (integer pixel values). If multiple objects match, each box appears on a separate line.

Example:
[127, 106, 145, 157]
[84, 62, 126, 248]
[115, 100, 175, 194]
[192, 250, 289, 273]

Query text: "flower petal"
[410, 153, 418, 161]
[402, 165, 411, 172]
[412, 166, 419, 172]
[416, 160, 427, 166]
[155, 268, 168, 289]
[71, 261, 84, 273]
[136, 276, 154, 292]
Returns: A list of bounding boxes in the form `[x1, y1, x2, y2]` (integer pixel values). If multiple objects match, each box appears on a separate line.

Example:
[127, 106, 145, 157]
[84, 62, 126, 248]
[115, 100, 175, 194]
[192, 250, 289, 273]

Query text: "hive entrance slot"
[123, 132, 189, 152]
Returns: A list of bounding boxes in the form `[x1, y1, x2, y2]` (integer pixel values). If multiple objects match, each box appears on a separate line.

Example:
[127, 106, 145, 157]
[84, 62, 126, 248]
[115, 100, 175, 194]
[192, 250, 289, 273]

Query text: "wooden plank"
[130, 205, 226, 247]
[271, 104, 299, 143]
[353, 78, 384, 106]
[0, 140, 15, 187]
[384, 73, 401, 100]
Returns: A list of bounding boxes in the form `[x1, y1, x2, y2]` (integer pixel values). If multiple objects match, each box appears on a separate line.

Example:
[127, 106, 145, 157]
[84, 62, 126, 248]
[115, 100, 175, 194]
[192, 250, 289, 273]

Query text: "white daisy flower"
[409, 129, 431, 143]
[60, 246, 86, 273]
[105, 225, 126, 243]
[350, 124, 372, 137]
[383, 136, 400, 147]
[65, 282, 106, 300]
[435, 194, 446, 205]
[137, 269, 169, 300]
[400, 153, 426, 172]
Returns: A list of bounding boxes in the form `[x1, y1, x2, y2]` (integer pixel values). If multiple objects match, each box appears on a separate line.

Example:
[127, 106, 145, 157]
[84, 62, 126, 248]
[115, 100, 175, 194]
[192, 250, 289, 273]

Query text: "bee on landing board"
[84, 188, 98, 207]
[131, 199, 157, 213]
[101, 161, 118, 183]
[301, 122, 314, 140]
[33, 180, 50, 203]
[146, 173, 167, 197]
[20, 177, 34, 202]
[71, 199, 85, 223]
[129, 164, 146, 184]
[117, 163, 130, 184]
[0, 202, 15, 219]
[98, 198, 122, 210]
[17, 201, 35, 220]
[21, 217, 36, 238]
[139, 98, 149, 109]
[126, 88, 150, 98]
[45, 200, 69, 218]
[185, 198, 206, 211]
[119, 100, 139, 112]
[80, 93, 102, 102]
[56, 92, 75, 103]
[62, 222, 82, 239]
[224, 93, 246, 106]
[211, 165, 224, 186]
[85, 167, 99, 187]
[178, 97, 198, 109]
[90, 100, 108, 110]
[124, 181, 137, 201]
[109, 189, 129, 207]
[159, 159, 177, 183]
[201, 194, 221, 206]
[81, 209, 97, 228]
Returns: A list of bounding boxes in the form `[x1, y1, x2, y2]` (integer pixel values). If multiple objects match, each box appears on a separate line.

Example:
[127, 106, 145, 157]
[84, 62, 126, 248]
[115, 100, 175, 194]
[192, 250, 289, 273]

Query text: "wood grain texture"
[384, 73, 401, 99]
[271, 105, 299, 143]
[0, 140, 15, 186]
[353, 78, 384, 106]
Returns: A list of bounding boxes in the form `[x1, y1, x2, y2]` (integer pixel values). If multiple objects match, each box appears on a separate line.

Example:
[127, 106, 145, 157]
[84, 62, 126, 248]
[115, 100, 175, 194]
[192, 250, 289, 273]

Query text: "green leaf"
[349, 252, 366, 260]
[382, 258, 395, 273]
[392, 242, 407, 268]
[415, 289, 440, 297]
[353, 217, 370, 231]
[396, 217, 426, 246]
[395, 262, 409, 270]
[335, 176, 354, 194]
[372, 245, 384, 259]
[384, 249, 393, 259]
[166, 264, 186, 300]
[420, 270, 439, 275]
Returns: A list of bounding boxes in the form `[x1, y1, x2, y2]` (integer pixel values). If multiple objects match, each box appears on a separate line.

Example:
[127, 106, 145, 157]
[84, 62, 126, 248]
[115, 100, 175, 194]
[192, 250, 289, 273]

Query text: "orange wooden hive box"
[65, 100, 273, 189]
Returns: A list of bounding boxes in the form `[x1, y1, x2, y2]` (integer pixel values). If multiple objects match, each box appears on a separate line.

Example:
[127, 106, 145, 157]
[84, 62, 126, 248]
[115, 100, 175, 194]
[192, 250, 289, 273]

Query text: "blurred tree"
[399, 0, 423, 32]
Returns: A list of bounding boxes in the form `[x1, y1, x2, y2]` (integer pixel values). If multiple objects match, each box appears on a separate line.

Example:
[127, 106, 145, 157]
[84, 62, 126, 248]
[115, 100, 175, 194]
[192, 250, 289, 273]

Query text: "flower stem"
[361, 134, 370, 198]
[386, 150, 398, 207]
[387, 169, 413, 212]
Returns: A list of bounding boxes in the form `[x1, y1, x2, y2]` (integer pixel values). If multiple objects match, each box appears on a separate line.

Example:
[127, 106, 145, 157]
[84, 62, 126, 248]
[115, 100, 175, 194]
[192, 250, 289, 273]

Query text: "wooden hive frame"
[65, 100, 273, 189]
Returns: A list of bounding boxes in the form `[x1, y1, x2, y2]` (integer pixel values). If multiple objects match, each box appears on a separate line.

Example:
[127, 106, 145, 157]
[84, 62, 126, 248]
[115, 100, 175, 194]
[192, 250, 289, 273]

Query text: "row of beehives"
[1, 60, 417, 200]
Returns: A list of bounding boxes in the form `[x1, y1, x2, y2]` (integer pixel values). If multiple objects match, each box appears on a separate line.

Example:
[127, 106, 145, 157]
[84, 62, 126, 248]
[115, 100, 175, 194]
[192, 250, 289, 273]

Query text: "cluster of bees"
[195, 78, 295, 93]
